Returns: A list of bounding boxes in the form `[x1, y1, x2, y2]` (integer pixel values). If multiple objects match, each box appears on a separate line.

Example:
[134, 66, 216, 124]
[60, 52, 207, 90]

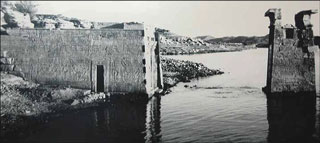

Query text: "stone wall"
[0, 28, 161, 95]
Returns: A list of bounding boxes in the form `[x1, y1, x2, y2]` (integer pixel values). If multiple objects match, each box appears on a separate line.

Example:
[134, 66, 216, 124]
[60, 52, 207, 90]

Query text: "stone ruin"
[1, 24, 163, 97]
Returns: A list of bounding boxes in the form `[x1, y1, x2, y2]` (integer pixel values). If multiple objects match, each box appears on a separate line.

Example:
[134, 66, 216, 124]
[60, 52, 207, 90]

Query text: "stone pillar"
[264, 8, 282, 92]
[264, 9, 318, 93]
[155, 32, 164, 89]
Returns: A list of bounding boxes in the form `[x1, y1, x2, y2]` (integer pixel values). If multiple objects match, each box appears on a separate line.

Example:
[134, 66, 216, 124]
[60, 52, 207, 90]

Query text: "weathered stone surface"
[0, 27, 161, 95]
[271, 39, 315, 92]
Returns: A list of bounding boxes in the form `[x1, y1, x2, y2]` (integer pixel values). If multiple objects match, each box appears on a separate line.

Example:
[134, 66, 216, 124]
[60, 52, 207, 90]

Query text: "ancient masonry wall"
[0, 28, 160, 94]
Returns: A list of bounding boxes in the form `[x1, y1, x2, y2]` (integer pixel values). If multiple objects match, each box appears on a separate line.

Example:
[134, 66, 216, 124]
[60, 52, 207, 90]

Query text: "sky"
[36, 1, 320, 38]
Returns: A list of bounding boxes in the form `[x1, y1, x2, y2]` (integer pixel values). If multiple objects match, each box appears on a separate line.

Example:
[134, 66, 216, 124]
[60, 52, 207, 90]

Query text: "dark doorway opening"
[285, 28, 294, 39]
[97, 65, 104, 93]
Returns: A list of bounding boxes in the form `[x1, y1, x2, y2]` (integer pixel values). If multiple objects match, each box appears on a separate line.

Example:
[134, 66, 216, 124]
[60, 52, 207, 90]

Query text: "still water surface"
[23, 49, 319, 143]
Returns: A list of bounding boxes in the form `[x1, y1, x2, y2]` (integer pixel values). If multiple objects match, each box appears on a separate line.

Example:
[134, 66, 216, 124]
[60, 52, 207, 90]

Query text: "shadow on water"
[7, 94, 162, 143]
[266, 92, 319, 143]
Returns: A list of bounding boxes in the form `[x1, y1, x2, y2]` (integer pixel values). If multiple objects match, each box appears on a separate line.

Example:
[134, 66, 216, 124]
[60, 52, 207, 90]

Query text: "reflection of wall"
[316, 97, 320, 140]
[145, 96, 162, 143]
[94, 95, 162, 143]
[95, 98, 147, 143]
[267, 93, 317, 142]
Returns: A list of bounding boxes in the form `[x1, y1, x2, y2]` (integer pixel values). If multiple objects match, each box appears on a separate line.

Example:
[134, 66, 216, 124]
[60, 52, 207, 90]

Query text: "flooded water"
[9, 49, 319, 143]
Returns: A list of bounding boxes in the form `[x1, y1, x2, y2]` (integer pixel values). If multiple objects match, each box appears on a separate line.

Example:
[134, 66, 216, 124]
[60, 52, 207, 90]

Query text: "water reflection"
[89, 95, 162, 143]
[94, 95, 162, 143]
[266, 93, 319, 143]
[94, 97, 148, 143]
[23, 95, 162, 143]
[145, 96, 162, 143]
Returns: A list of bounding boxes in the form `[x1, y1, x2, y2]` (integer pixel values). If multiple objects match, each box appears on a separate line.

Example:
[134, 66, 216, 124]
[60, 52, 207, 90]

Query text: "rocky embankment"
[160, 44, 256, 55]
[161, 58, 223, 91]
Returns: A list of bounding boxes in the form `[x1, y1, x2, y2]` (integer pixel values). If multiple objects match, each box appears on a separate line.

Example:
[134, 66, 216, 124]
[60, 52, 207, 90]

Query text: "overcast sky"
[36, 1, 320, 38]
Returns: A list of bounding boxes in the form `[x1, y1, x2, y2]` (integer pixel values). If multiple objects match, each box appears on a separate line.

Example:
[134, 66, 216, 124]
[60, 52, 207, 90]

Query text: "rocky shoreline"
[161, 57, 223, 92]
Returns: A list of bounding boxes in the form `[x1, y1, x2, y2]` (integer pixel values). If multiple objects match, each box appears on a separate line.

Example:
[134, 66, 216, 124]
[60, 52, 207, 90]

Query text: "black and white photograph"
[0, 0, 319, 143]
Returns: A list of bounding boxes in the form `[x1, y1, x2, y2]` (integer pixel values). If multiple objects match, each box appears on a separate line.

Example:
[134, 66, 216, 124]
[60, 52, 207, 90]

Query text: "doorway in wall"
[96, 65, 104, 92]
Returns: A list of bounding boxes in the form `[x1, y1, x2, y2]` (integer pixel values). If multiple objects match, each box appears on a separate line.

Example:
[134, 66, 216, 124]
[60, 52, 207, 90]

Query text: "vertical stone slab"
[264, 8, 282, 92]
[143, 25, 162, 96]
[155, 32, 164, 89]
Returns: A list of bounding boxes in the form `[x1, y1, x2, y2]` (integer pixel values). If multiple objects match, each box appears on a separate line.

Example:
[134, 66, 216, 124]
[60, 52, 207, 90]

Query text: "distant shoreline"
[160, 44, 257, 55]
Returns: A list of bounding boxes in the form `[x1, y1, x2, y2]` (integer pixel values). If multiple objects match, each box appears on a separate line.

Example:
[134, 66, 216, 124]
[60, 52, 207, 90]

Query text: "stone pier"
[263, 8, 319, 94]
